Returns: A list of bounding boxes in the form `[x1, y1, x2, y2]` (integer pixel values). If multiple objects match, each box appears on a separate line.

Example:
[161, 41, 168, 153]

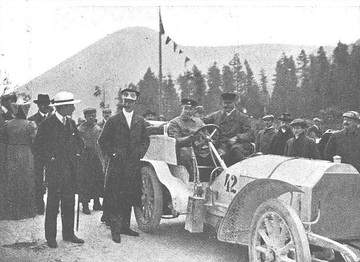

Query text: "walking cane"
[76, 195, 80, 231]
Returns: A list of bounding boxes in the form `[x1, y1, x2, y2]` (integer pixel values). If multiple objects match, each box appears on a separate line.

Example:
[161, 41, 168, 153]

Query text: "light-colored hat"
[51, 91, 80, 106]
[342, 111, 360, 121]
[290, 118, 309, 128]
[262, 114, 274, 120]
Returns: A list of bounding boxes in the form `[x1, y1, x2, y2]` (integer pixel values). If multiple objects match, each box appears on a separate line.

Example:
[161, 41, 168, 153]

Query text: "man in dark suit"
[203, 92, 255, 166]
[33, 91, 84, 248]
[28, 94, 52, 215]
[269, 113, 294, 155]
[98, 88, 150, 243]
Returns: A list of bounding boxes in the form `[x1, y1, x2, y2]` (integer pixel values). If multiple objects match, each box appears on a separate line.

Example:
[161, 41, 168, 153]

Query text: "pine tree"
[192, 65, 206, 105]
[205, 62, 222, 113]
[137, 68, 159, 115]
[221, 65, 235, 92]
[229, 53, 246, 97]
[259, 68, 270, 116]
[163, 75, 181, 120]
[177, 70, 193, 99]
[350, 45, 360, 112]
[243, 60, 262, 118]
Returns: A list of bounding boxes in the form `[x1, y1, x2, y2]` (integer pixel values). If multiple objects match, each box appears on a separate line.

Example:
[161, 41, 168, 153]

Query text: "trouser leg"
[61, 188, 75, 238]
[121, 205, 132, 230]
[45, 189, 60, 241]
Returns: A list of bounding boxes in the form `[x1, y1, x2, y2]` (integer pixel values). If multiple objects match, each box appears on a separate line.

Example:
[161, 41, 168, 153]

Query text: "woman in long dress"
[4, 102, 37, 220]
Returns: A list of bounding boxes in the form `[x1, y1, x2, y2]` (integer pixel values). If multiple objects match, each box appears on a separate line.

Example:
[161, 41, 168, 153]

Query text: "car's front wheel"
[134, 165, 163, 233]
[249, 199, 311, 262]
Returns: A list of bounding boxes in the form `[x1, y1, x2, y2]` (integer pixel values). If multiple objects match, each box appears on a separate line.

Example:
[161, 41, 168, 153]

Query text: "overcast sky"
[1, 0, 359, 86]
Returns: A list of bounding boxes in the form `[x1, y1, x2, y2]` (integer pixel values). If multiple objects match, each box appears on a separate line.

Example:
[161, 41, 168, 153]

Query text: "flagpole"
[158, 7, 163, 115]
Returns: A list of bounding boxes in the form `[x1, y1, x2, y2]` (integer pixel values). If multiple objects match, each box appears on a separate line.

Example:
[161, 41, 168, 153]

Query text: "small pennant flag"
[159, 12, 165, 35]
[165, 36, 171, 45]
[179, 50, 183, 54]
[185, 57, 190, 66]
[173, 42, 178, 52]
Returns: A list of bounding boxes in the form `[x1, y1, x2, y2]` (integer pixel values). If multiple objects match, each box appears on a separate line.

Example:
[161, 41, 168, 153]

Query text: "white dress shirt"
[123, 108, 134, 128]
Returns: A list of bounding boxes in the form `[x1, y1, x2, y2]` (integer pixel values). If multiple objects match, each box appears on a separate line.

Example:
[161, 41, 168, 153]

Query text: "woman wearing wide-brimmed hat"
[3, 98, 37, 220]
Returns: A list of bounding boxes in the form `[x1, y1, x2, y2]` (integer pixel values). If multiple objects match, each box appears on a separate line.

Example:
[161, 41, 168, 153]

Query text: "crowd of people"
[1, 88, 360, 248]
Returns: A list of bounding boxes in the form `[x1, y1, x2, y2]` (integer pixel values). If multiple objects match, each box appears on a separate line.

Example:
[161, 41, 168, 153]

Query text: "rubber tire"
[249, 199, 311, 262]
[134, 165, 163, 233]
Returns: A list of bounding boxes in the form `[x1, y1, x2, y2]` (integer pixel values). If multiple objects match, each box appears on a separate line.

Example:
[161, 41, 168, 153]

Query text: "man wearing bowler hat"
[203, 92, 255, 166]
[325, 111, 360, 172]
[98, 88, 150, 243]
[284, 118, 320, 159]
[28, 94, 53, 214]
[33, 91, 84, 248]
[269, 113, 294, 155]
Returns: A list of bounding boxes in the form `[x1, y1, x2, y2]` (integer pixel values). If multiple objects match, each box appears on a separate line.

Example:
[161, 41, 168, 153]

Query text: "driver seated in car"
[203, 92, 255, 166]
[168, 99, 206, 179]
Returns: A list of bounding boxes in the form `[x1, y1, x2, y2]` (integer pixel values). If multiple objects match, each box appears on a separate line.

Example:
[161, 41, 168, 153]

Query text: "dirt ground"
[0, 201, 248, 262]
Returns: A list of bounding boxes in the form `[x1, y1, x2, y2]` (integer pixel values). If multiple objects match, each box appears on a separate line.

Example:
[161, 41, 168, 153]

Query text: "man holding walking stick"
[33, 91, 84, 248]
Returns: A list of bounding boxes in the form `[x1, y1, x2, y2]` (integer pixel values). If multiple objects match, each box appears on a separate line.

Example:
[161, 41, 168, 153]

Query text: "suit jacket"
[33, 114, 84, 191]
[28, 111, 48, 127]
[284, 132, 320, 159]
[98, 111, 150, 210]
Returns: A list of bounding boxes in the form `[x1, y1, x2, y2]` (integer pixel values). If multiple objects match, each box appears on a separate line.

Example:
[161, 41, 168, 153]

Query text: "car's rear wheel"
[249, 199, 311, 262]
[134, 165, 163, 233]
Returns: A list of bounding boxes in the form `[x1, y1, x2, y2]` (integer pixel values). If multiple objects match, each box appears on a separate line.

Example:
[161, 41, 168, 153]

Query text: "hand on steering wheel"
[192, 124, 221, 153]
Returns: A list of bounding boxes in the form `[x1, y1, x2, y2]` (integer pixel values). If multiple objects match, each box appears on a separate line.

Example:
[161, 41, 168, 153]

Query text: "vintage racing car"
[135, 124, 360, 262]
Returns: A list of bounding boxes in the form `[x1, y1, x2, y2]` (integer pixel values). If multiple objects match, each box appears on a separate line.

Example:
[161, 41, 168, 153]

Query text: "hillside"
[23, 27, 334, 120]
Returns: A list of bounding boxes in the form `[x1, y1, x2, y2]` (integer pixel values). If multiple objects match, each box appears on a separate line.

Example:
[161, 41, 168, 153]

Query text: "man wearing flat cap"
[269, 113, 294, 155]
[28, 94, 53, 214]
[33, 91, 84, 248]
[98, 88, 150, 243]
[284, 118, 320, 159]
[168, 98, 205, 178]
[78, 108, 104, 215]
[256, 115, 277, 154]
[325, 111, 360, 171]
[98, 108, 112, 129]
[203, 92, 255, 165]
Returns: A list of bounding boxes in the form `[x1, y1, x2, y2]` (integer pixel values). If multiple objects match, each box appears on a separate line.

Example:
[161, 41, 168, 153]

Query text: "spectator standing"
[28, 94, 52, 215]
[255, 114, 277, 154]
[203, 93, 255, 166]
[307, 117, 323, 142]
[98, 88, 150, 243]
[98, 108, 112, 129]
[284, 119, 320, 159]
[1, 92, 17, 120]
[269, 113, 293, 155]
[324, 111, 360, 171]
[4, 99, 37, 220]
[78, 108, 104, 214]
[33, 91, 84, 248]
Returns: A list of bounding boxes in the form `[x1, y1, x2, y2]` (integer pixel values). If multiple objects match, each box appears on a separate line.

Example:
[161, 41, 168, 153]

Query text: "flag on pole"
[185, 57, 190, 66]
[159, 11, 165, 35]
[165, 36, 171, 45]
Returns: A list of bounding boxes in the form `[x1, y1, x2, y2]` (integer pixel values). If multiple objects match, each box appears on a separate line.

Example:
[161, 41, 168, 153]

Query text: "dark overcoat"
[256, 127, 278, 154]
[284, 132, 320, 159]
[269, 128, 293, 155]
[324, 128, 360, 172]
[33, 114, 84, 193]
[98, 111, 150, 212]
[203, 109, 255, 154]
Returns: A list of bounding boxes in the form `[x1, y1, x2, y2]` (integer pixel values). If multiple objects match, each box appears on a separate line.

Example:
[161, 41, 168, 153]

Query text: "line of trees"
[116, 41, 360, 123]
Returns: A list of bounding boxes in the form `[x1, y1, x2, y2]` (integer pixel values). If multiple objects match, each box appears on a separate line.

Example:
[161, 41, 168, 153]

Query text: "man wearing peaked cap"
[284, 118, 320, 159]
[168, 98, 205, 179]
[98, 87, 150, 243]
[256, 114, 277, 154]
[269, 113, 294, 156]
[78, 108, 104, 215]
[33, 91, 84, 248]
[203, 92, 255, 166]
[28, 94, 53, 215]
[325, 111, 360, 171]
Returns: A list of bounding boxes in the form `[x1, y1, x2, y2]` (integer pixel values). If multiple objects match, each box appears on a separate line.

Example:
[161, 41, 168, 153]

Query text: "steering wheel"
[192, 124, 221, 153]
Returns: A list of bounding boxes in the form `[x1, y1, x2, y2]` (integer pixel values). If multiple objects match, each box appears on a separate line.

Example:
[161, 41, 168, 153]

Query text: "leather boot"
[110, 215, 122, 243]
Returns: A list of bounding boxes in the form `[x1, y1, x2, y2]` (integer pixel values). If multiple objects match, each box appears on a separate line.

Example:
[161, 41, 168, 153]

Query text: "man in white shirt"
[98, 88, 150, 243]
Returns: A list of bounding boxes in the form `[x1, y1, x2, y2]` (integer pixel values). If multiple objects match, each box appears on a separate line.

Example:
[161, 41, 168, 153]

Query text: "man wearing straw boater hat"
[33, 91, 84, 248]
